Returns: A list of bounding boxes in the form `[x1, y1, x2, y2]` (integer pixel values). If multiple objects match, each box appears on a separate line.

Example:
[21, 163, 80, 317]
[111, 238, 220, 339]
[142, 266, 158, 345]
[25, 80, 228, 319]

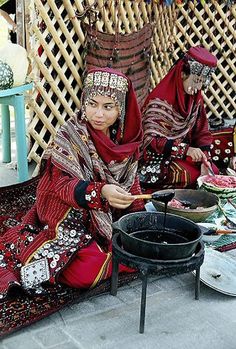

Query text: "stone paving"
[1, 270, 236, 349]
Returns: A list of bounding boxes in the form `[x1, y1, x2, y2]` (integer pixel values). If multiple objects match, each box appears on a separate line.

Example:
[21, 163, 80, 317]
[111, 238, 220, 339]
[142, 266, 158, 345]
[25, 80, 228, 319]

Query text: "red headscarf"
[143, 58, 203, 118]
[86, 67, 143, 163]
[142, 47, 217, 149]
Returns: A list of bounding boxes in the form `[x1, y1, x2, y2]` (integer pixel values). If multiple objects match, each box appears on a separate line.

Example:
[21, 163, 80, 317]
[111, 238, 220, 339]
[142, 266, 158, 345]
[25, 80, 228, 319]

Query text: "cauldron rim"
[125, 231, 200, 247]
[113, 211, 202, 247]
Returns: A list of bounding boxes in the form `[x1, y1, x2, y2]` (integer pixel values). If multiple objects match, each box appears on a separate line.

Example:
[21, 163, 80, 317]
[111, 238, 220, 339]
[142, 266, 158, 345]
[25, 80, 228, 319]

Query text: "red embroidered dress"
[139, 46, 218, 191]
[0, 68, 144, 300]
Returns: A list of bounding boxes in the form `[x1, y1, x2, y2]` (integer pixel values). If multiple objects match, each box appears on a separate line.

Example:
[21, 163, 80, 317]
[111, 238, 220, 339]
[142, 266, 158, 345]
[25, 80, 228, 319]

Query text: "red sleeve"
[149, 137, 167, 155]
[191, 103, 213, 148]
[52, 168, 80, 208]
[148, 138, 189, 160]
[37, 164, 80, 209]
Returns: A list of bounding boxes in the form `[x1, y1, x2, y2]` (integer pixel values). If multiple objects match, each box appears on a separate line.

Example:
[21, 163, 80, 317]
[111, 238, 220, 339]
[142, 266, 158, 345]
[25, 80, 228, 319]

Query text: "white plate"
[145, 202, 157, 212]
[198, 248, 236, 296]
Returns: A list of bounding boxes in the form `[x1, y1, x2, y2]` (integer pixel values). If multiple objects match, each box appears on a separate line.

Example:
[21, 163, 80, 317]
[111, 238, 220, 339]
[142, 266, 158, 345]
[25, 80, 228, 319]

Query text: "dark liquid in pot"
[130, 229, 189, 244]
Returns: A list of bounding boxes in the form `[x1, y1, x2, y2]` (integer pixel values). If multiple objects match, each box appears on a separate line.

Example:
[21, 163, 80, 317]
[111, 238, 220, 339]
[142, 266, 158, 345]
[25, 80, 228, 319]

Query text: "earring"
[81, 107, 88, 121]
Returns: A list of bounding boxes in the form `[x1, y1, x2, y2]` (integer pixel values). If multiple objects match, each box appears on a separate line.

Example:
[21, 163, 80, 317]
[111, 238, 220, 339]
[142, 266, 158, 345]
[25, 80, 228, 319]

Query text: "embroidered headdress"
[81, 69, 129, 136]
[185, 46, 217, 86]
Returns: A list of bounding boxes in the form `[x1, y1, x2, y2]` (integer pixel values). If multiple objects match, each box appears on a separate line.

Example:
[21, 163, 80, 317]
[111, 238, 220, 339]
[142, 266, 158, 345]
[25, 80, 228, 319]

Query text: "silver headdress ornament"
[84, 71, 128, 92]
[187, 57, 216, 87]
[82, 71, 129, 137]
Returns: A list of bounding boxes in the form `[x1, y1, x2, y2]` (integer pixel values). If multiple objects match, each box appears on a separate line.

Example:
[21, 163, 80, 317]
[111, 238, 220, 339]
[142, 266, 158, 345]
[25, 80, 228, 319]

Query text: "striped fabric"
[84, 23, 152, 107]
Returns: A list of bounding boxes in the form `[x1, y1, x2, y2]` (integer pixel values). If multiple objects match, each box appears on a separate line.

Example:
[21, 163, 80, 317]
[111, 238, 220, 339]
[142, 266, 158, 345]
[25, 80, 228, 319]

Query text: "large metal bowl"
[151, 189, 218, 223]
[112, 211, 202, 260]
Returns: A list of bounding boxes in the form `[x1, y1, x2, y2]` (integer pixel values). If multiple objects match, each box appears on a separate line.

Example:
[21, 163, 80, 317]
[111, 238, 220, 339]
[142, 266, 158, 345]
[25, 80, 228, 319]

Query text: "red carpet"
[0, 176, 137, 338]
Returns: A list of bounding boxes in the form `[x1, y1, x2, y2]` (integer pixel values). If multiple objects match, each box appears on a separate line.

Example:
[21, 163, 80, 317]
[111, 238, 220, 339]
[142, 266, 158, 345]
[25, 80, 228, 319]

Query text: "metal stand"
[110, 233, 204, 334]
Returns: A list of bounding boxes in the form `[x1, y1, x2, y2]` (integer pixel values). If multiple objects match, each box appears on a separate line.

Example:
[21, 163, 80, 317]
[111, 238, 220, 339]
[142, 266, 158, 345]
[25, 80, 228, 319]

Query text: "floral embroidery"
[85, 182, 109, 211]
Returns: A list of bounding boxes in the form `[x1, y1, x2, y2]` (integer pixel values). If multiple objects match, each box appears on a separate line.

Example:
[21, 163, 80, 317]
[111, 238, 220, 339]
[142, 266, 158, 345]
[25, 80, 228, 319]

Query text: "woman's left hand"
[229, 156, 236, 170]
[101, 184, 135, 209]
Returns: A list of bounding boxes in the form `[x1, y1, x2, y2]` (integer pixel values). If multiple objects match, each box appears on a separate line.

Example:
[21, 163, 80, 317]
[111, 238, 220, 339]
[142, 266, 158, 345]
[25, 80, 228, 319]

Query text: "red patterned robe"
[0, 164, 143, 300]
[139, 57, 218, 192]
[0, 68, 144, 300]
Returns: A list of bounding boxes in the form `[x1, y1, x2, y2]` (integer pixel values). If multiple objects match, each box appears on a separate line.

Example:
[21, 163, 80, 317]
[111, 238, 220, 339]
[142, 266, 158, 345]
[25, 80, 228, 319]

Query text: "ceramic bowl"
[151, 189, 219, 223]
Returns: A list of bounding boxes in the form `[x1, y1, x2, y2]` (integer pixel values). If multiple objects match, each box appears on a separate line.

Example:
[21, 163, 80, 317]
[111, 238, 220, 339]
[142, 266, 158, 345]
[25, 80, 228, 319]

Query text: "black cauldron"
[112, 212, 202, 260]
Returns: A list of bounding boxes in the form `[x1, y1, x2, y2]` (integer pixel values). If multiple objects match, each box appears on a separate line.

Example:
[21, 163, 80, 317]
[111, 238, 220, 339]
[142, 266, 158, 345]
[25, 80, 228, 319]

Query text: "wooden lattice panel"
[175, 1, 236, 126]
[24, 0, 236, 173]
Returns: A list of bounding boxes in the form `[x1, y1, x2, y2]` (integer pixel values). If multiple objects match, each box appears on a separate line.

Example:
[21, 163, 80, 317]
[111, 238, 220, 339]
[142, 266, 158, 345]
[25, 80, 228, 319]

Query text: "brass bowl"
[151, 189, 219, 223]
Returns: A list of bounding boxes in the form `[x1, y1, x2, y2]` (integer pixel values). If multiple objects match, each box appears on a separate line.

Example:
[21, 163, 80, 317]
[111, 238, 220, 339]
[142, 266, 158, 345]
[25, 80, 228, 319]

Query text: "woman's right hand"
[229, 156, 236, 170]
[186, 147, 206, 162]
[101, 184, 135, 209]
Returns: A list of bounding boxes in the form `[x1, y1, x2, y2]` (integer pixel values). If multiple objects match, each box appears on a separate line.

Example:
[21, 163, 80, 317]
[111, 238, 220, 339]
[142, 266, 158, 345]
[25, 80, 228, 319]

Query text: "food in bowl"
[151, 189, 218, 222]
[168, 198, 204, 210]
[200, 175, 236, 188]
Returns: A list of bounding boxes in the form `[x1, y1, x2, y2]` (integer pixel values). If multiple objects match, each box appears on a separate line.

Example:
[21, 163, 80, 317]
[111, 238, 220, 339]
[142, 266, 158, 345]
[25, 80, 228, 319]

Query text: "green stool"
[0, 83, 33, 182]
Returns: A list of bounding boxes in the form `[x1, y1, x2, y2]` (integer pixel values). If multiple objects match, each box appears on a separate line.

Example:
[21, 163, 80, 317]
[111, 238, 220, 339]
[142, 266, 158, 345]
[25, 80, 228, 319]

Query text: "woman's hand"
[101, 184, 135, 209]
[200, 162, 210, 176]
[229, 156, 236, 170]
[186, 147, 206, 162]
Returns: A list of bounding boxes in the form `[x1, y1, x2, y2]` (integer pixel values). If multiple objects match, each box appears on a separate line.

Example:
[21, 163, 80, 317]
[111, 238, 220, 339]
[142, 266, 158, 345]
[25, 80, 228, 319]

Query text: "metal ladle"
[133, 190, 175, 204]
[133, 190, 175, 233]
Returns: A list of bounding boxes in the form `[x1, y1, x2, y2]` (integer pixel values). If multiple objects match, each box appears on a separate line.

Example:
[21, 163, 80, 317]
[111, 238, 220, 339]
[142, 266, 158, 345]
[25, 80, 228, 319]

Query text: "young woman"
[138, 46, 219, 192]
[0, 68, 144, 299]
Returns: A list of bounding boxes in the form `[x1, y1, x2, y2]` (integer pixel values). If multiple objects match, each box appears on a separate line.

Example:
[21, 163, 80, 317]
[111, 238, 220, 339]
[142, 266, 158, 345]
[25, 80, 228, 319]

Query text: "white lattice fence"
[24, 0, 236, 173]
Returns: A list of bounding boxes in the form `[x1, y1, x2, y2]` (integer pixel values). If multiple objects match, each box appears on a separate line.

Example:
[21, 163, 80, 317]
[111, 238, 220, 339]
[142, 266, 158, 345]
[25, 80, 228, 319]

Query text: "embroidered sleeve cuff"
[171, 142, 188, 159]
[74, 180, 90, 209]
[85, 182, 109, 211]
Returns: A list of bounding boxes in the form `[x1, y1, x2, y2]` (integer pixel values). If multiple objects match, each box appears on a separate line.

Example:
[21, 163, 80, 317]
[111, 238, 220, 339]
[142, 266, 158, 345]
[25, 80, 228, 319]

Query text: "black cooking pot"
[112, 212, 202, 260]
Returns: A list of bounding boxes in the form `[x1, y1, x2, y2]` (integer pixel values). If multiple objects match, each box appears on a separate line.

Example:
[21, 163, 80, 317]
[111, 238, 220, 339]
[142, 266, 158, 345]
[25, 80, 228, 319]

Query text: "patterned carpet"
[0, 176, 137, 338]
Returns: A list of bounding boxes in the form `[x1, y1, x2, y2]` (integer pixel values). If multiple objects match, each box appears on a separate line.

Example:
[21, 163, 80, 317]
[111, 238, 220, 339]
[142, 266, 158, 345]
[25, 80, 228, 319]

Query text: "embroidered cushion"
[210, 126, 234, 169]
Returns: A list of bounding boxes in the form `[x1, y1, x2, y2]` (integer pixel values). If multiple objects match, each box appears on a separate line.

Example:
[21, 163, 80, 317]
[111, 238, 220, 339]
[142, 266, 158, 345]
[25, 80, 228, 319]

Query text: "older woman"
[139, 46, 218, 192]
[0, 68, 144, 299]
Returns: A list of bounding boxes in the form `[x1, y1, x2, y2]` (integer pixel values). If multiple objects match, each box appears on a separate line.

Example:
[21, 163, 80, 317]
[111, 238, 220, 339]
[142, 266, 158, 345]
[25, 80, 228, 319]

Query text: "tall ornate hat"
[185, 46, 217, 86]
